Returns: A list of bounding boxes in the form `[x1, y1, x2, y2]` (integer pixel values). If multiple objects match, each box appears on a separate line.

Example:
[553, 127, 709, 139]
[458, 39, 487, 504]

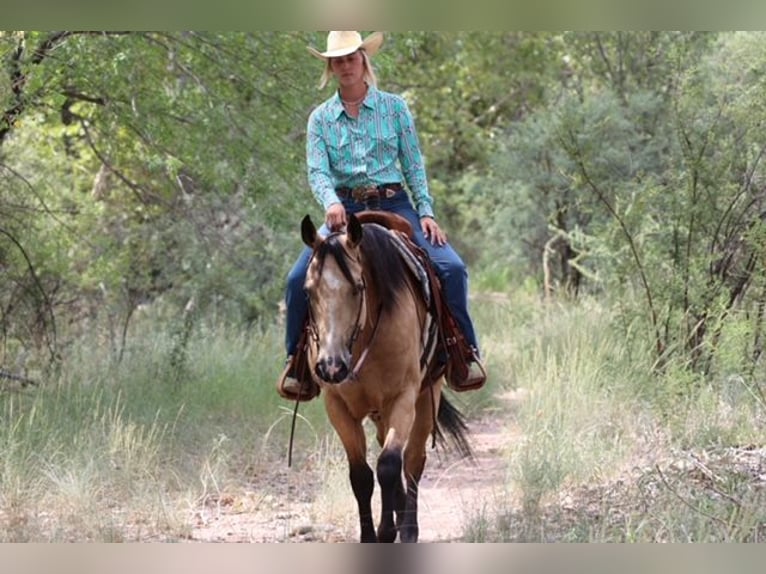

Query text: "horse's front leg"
[324, 393, 376, 542]
[376, 441, 403, 543]
[350, 461, 376, 543]
[376, 391, 417, 543]
[398, 383, 442, 543]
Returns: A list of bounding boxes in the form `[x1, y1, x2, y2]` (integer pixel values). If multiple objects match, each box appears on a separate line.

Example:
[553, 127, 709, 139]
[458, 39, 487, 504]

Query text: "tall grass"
[4, 289, 765, 541]
[463, 293, 766, 542]
[464, 296, 643, 538]
[0, 386, 174, 541]
[0, 317, 331, 541]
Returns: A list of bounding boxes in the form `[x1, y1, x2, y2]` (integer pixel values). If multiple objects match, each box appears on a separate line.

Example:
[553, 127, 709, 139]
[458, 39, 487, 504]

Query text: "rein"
[349, 301, 384, 381]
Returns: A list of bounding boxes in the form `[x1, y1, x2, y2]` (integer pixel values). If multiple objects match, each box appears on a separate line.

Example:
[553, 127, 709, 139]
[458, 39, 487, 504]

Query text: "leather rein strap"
[349, 301, 384, 381]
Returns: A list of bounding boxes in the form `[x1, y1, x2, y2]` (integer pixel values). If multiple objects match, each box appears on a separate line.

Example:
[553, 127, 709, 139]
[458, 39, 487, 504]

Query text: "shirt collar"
[330, 85, 378, 119]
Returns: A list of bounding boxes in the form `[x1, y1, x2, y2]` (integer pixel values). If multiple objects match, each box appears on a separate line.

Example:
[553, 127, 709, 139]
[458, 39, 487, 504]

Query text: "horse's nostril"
[334, 362, 349, 382]
[315, 357, 349, 384]
[315, 360, 332, 382]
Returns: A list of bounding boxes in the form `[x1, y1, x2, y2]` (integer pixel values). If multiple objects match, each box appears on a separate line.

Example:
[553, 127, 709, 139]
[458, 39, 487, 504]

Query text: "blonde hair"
[318, 49, 378, 90]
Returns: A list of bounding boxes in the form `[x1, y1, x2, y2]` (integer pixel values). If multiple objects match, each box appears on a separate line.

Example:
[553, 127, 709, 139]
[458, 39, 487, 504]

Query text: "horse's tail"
[434, 392, 473, 459]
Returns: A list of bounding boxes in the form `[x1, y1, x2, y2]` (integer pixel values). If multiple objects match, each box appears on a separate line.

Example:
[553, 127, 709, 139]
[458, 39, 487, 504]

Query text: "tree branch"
[1, 31, 132, 147]
[0, 227, 57, 364]
[562, 125, 665, 361]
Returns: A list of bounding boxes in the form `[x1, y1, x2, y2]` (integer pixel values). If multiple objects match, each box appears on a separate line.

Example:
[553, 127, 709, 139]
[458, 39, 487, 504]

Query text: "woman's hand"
[325, 203, 347, 231]
[421, 216, 447, 246]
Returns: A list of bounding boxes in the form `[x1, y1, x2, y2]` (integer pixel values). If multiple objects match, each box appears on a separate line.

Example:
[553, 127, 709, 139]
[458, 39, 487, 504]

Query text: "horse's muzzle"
[315, 356, 349, 384]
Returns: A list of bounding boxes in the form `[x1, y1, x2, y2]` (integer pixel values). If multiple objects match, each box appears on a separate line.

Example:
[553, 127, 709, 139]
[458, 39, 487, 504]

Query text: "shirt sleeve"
[396, 98, 435, 219]
[306, 108, 341, 210]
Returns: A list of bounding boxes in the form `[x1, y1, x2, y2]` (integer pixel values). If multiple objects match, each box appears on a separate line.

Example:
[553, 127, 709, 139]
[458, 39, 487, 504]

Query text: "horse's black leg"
[324, 394, 376, 543]
[397, 384, 441, 543]
[398, 473, 421, 543]
[350, 462, 376, 542]
[394, 478, 407, 530]
[376, 447, 402, 543]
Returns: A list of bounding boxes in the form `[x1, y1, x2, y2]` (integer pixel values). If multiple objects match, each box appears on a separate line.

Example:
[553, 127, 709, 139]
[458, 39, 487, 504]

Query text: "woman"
[278, 31, 485, 400]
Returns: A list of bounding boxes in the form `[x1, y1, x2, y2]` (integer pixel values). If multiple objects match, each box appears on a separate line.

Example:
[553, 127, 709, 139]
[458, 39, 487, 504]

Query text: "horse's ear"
[347, 213, 363, 248]
[301, 215, 318, 248]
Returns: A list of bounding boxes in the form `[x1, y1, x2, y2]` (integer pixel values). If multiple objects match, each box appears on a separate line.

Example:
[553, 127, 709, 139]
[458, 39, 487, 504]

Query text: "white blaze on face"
[318, 263, 354, 357]
[324, 267, 344, 344]
[323, 267, 345, 292]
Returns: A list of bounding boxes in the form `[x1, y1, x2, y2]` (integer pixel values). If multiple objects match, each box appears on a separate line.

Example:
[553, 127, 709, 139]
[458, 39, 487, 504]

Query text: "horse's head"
[302, 213, 367, 385]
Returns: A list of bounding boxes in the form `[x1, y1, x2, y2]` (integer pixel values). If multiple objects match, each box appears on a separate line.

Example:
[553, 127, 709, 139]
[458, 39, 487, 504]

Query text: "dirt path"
[190, 393, 521, 543]
[413, 407, 519, 542]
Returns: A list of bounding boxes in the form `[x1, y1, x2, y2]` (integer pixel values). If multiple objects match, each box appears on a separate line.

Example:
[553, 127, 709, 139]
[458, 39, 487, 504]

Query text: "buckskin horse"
[300, 211, 472, 543]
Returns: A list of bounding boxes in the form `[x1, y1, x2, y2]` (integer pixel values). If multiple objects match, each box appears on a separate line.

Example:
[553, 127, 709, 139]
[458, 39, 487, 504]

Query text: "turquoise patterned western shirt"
[306, 85, 435, 219]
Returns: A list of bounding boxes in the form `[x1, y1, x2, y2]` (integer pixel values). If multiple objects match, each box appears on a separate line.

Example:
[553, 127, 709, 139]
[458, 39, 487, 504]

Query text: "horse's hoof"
[399, 526, 419, 543]
[377, 528, 397, 543]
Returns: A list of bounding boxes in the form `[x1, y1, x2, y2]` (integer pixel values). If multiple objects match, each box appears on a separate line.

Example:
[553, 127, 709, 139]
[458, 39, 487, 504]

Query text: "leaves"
[1, 31, 766, 377]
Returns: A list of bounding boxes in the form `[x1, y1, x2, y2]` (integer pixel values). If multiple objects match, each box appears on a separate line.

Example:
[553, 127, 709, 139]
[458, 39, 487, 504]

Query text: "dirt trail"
[190, 393, 521, 543]
[414, 408, 519, 542]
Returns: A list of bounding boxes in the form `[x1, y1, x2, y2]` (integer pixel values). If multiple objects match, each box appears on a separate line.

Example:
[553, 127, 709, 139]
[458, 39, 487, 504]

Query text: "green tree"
[0, 31, 320, 370]
[379, 32, 561, 258]
[487, 31, 766, 375]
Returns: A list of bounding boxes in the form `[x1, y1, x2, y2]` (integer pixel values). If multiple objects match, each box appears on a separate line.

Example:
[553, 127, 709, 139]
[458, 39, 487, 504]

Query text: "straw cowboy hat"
[307, 31, 384, 60]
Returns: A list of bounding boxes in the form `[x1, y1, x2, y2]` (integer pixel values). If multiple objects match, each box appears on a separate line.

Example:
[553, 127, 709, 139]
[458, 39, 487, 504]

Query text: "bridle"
[306, 235, 383, 381]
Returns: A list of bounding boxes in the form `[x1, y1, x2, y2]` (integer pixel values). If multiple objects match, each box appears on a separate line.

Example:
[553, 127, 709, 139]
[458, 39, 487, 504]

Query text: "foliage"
[484, 31, 766, 376]
[381, 32, 561, 255]
[0, 30, 765, 396]
[463, 293, 766, 543]
[0, 32, 321, 369]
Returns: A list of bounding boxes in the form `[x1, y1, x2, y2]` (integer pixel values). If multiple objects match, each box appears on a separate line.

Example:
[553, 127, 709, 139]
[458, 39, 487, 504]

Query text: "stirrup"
[446, 349, 487, 392]
[276, 358, 320, 402]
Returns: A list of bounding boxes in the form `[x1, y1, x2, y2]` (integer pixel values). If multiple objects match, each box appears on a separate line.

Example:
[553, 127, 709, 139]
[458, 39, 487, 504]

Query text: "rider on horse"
[278, 31, 486, 401]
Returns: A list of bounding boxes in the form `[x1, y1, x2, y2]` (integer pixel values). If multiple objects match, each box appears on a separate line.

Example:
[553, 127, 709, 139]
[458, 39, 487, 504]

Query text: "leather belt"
[336, 183, 403, 203]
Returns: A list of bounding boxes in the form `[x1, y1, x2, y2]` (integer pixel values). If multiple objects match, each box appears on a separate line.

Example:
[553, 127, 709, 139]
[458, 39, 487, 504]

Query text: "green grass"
[0, 318, 333, 541]
[3, 290, 765, 542]
[462, 294, 766, 542]
[0, 386, 177, 541]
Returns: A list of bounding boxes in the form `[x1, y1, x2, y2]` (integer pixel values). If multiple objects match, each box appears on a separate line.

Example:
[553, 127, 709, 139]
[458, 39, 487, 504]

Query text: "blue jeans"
[284, 189, 479, 357]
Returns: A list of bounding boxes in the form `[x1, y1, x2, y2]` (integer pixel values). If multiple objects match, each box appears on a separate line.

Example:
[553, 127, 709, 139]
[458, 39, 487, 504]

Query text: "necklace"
[340, 93, 366, 107]
[340, 95, 367, 107]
